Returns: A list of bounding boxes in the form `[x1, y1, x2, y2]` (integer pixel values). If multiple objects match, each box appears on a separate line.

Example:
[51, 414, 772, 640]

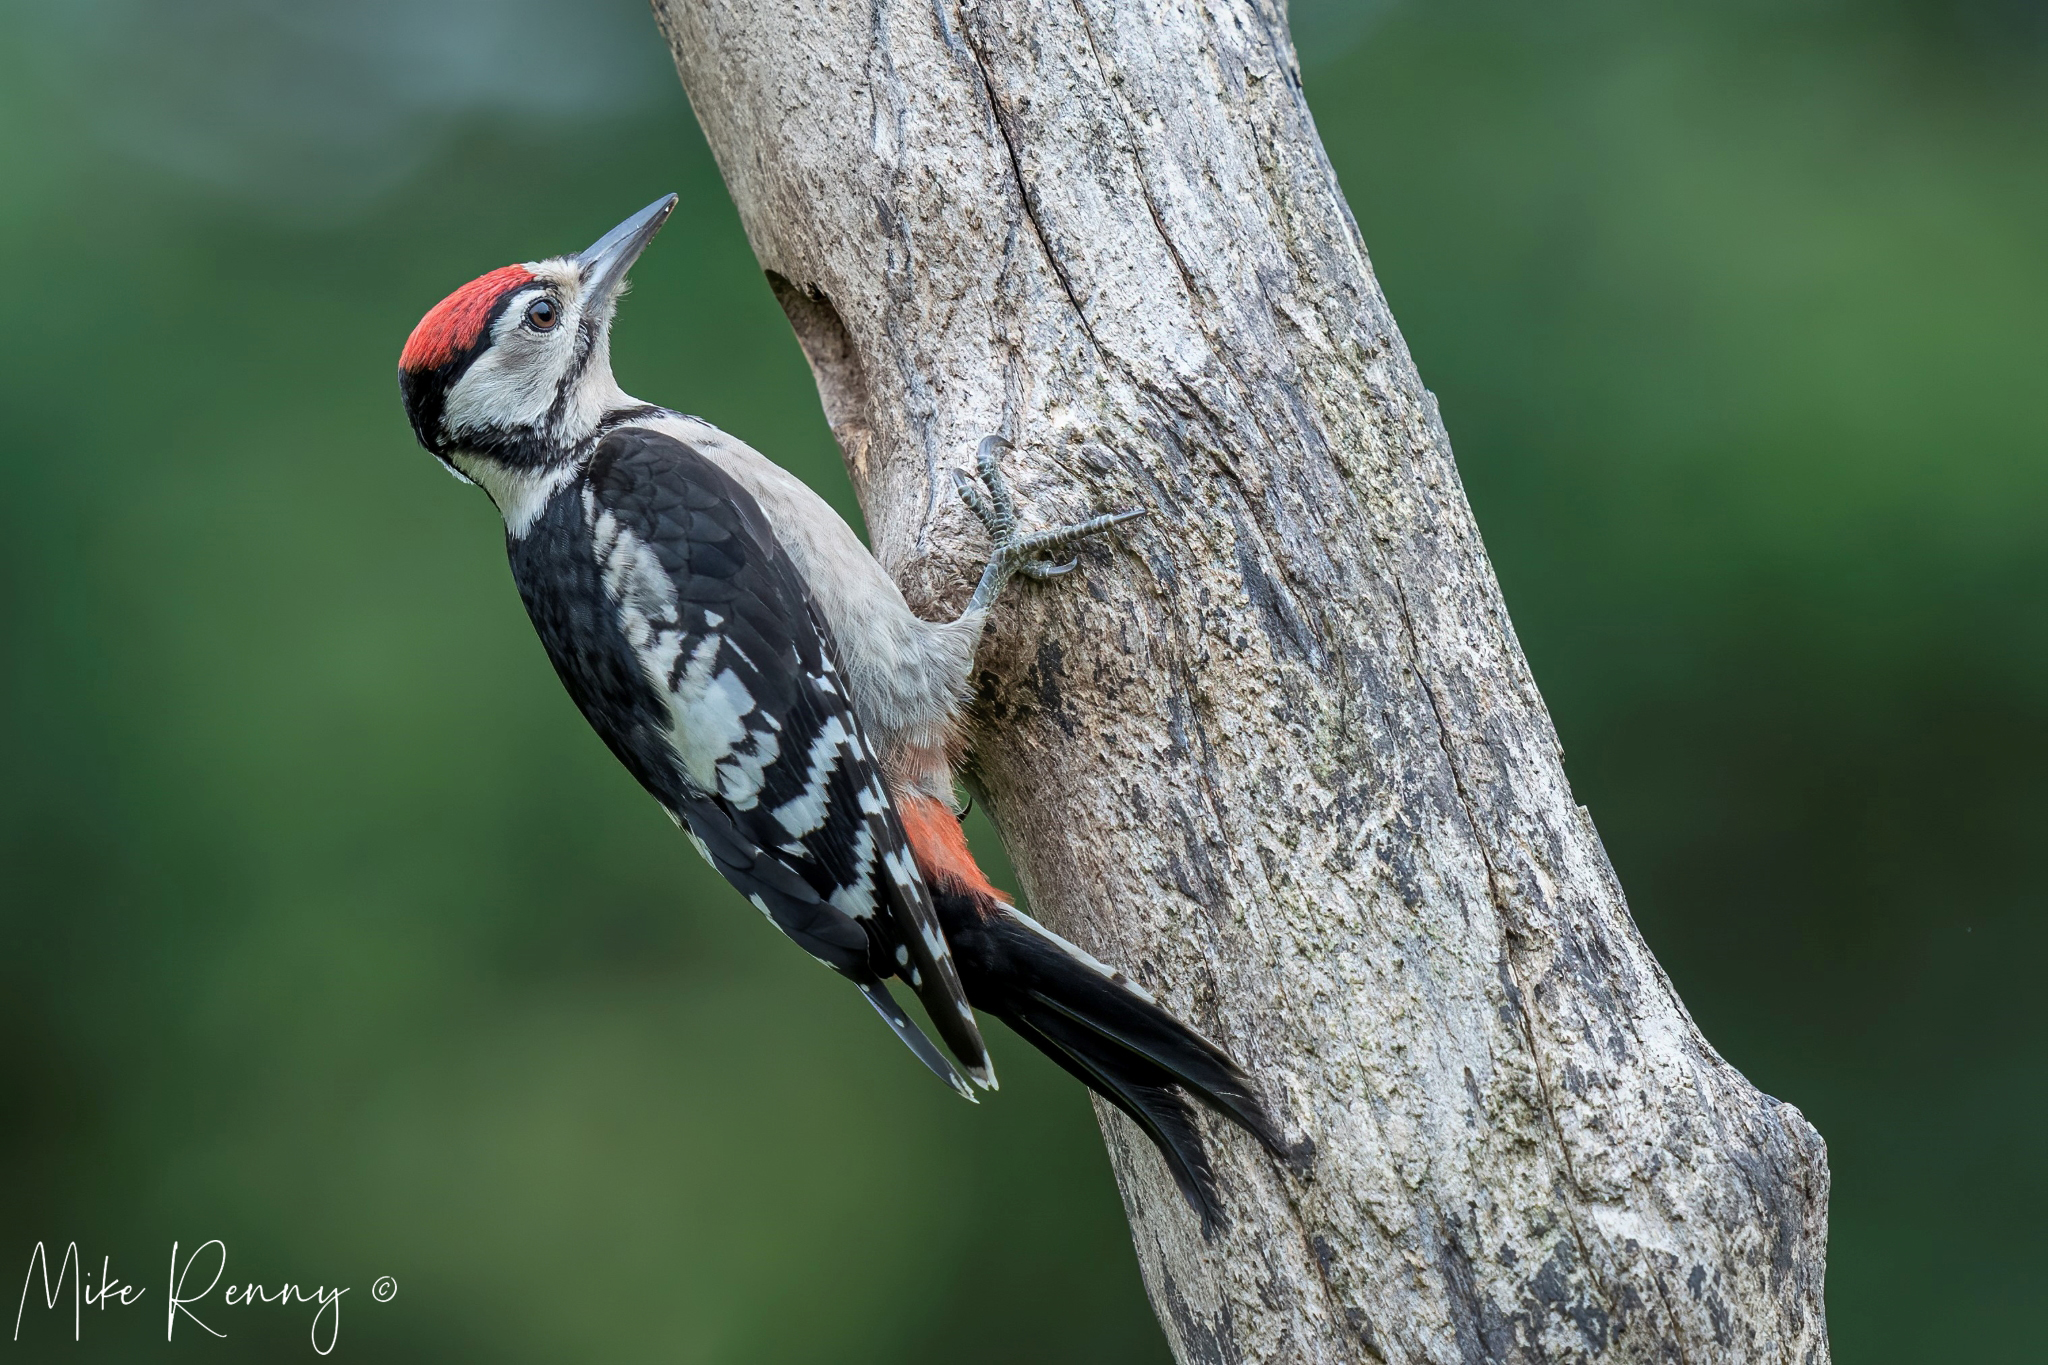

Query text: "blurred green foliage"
[1, 0, 2041, 1359]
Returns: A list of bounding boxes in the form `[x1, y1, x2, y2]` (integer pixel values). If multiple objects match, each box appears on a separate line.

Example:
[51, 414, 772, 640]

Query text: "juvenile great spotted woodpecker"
[398, 195, 1284, 1228]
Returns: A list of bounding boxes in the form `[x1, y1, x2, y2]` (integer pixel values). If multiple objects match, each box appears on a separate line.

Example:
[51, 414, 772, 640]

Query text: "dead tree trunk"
[649, 0, 1831, 1358]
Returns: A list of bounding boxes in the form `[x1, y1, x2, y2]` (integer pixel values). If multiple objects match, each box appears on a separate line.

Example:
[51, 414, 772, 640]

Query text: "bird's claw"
[955, 435, 1143, 614]
[1020, 558, 1077, 580]
[948, 468, 1003, 546]
[974, 435, 1019, 537]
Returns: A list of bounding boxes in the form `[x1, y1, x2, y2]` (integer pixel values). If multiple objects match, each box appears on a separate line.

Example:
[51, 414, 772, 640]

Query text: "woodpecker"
[398, 195, 1284, 1229]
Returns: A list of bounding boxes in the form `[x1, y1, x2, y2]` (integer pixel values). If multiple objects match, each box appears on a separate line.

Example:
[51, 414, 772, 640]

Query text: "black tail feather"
[1022, 987, 1286, 1156]
[940, 894, 1285, 1234]
[857, 978, 976, 1102]
[1007, 1002, 1225, 1235]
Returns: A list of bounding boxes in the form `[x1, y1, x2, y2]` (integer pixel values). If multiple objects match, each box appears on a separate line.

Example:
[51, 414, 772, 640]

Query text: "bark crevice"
[962, 31, 1107, 362]
[765, 271, 874, 480]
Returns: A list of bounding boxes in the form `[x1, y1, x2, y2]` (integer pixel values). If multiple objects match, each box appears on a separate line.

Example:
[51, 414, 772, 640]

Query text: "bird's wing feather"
[571, 425, 991, 1086]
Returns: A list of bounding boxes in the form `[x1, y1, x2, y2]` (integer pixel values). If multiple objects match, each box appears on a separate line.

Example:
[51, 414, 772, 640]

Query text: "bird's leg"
[952, 435, 1144, 618]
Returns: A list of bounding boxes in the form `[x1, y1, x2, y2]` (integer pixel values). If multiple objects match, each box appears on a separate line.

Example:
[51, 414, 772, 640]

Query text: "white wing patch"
[671, 635, 784, 809]
[595, 503, 689, 688]
[769, 714, 851, 840]
[593, 502, 785, 808]
[713, 715, 780, 807]
[883, 847, 919, 891]
[827, 823, 878, 920]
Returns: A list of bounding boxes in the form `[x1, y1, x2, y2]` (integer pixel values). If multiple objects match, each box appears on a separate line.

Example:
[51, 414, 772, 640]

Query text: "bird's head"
[398, 194, 676, 488]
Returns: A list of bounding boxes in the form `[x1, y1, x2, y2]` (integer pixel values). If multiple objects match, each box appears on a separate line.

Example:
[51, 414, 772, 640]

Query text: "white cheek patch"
[442, 298, 572, 437]
[440, 274, 630, 453]
[443, 348, 553, 435]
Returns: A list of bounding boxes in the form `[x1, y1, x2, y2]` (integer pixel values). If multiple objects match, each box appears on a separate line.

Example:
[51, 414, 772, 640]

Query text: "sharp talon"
[1022, 558, 1077, 579]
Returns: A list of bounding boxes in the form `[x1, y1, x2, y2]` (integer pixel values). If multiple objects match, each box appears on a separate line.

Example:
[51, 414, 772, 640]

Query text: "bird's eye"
[525, 298, 560, 331]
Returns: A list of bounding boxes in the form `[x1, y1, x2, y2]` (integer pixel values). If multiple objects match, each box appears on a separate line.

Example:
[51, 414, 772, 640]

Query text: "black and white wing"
[510, 424, 991, 1095]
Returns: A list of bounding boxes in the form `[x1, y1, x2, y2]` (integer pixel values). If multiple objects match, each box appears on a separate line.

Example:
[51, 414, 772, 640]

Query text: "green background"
[2, 0, 2041, 1358]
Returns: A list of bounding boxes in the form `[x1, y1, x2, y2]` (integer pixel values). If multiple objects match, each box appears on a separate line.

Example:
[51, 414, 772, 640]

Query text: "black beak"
[577, 194, 678, 307]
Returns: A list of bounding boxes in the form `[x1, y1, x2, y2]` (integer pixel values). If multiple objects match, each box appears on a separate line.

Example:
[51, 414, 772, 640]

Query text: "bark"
[648, 0, 1832, 1359]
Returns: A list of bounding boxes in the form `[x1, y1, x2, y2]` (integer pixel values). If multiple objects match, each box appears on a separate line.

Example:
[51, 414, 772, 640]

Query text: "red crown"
[400, 264, 537, 373]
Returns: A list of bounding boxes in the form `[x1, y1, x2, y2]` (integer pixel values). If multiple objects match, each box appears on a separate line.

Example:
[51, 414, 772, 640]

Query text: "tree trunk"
[648, 0, 1832, 1359]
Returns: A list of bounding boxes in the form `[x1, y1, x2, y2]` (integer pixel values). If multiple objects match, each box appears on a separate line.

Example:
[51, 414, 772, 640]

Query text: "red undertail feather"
[896, 794, 1011, 909]
[400, 264, 535, 372]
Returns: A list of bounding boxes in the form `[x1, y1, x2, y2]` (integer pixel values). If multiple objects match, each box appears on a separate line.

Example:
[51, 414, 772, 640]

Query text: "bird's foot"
[953, 435, 1144, 615]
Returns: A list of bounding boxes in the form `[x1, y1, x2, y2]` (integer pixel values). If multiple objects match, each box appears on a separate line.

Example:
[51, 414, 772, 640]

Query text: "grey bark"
[648, 0, 1832, 1359]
